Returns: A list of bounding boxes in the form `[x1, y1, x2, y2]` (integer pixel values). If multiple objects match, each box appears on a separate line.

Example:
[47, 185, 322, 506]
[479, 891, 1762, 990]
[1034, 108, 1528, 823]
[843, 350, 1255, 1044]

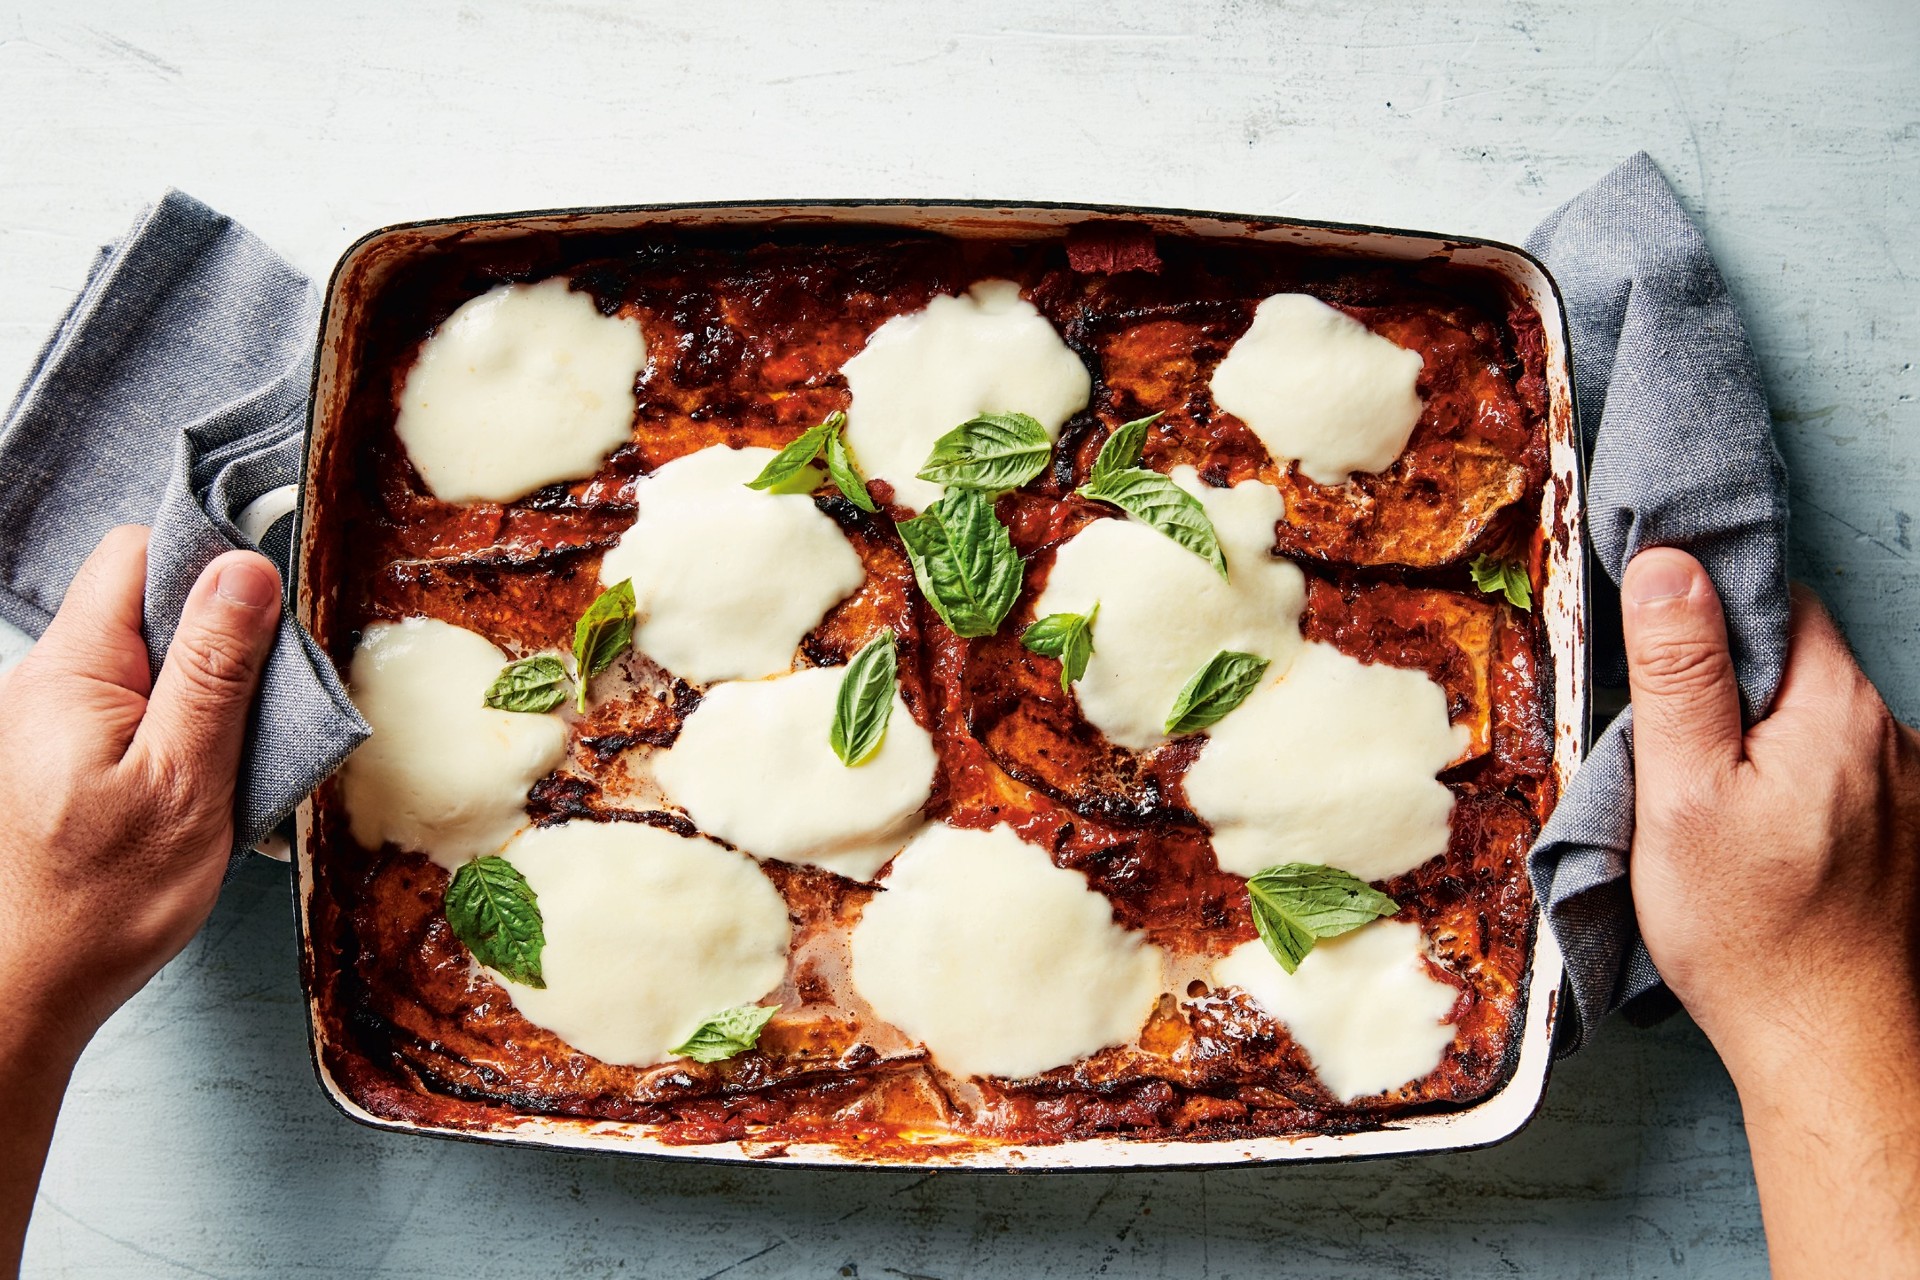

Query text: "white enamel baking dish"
[292, 200, 1588, 1170]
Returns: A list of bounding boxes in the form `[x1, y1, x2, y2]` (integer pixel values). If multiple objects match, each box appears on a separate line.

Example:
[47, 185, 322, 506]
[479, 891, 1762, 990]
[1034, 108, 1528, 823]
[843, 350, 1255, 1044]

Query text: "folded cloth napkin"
[0, 163, 1788, 1044]
[0, 191, 369, 862]
[1524, 152, 1791, 1050]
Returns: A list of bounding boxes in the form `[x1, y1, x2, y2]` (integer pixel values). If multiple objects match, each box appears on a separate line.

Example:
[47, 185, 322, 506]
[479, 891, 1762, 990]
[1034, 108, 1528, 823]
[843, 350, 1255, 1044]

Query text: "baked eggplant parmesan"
[302, 223, 1557, 1155]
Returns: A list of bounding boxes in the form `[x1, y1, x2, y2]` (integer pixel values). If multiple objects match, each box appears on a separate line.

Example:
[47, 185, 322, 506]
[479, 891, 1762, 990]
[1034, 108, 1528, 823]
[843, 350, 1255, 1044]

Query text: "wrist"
[1719, 987, 1920, 1279]
[0, 1008, 82, 1134]
[0, 952, 94, 1085]
[1712, 983, 1920, 1123]
[0, 968, 82, 1280]
[0, 1017, 85, 1092]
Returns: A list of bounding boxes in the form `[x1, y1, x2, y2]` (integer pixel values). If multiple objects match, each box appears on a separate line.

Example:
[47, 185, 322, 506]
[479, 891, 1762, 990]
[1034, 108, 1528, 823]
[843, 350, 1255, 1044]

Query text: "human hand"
[1622, 546, 1920, 1276]
[0, 527, 282, 1071]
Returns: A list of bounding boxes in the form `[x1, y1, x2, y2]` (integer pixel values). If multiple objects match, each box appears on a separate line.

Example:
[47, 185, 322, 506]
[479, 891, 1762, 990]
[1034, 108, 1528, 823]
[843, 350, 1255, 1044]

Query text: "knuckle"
[1860, 701, 1916, 785]
[1635, 635, 1733, 695]
[142, 749, 209, 822]
[1647, 767, 1729, 835]
[173, 629, 259, 702]
[1818, 673, 1902, 758]
[1855, 687, 1901, 743]
[1901, 719, 1920, 765]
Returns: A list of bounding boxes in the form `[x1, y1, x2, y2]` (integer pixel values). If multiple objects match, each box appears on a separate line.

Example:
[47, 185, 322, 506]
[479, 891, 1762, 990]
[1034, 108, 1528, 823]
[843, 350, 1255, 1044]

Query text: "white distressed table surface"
[2, 1, 1914, 1276]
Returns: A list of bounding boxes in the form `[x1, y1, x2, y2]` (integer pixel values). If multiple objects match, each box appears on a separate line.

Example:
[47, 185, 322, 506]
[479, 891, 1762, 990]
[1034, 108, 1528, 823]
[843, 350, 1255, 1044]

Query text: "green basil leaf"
[745, 413, 840, 492]
[830, 629, 898, 766]
[896, 487, 1024, 638]
[1246, 863, 1399, 974]
[482, 655, 571, 714]
[1018, 609, 1084, 659]
[1020, 602, 1099, 692]
[824, 422, 878, 512]
[915, 411, 1053, 491]
[671, 1003, 780, 1064]
[1086, 411, 1163, 486]
[763, 460, 826, 496]
[572, 578, 636, 712]
[1165, 649, 1270, 735]
[1468, 552, 1532, 611]
[1078, 467, 1227, 579]
[445, 855, 547, 988]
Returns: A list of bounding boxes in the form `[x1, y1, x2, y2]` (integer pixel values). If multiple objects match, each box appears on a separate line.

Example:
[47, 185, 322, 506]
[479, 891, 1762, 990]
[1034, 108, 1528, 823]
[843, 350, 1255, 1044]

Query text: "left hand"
[0, 527, 282, 1068]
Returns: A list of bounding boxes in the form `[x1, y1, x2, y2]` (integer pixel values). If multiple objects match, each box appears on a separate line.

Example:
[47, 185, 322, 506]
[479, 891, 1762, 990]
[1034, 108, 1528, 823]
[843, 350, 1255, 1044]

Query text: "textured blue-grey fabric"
[0, 191, 368, 862]
[1525, 152, 1791, 1050]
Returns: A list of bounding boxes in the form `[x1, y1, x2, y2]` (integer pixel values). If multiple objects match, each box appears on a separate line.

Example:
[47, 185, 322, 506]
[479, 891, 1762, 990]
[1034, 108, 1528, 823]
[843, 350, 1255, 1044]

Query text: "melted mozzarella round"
[1033, 468, 1304, 751]
[599, 446, 867, 684]
[493, 821, 791, 1068]
[841, 279, 1091, 511]
[1212, 922, 1459, 1103]
[394, 277, 647, 503]
[652, 666, 937, 882]
[340, 618, 568, 869]
[1209, 293, 1424, 486]
[849, 824, 1165, 1079]
[1184, 641, 1468, 882]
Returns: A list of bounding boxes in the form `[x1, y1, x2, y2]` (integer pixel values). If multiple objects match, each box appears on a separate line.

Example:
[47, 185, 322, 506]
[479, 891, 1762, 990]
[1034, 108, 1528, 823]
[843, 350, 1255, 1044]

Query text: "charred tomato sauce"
[303, 223, 1555, 1154]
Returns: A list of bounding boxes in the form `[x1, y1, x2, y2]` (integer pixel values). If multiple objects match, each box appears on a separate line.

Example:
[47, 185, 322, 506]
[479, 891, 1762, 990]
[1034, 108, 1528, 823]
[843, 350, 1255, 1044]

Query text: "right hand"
[1621, 547, 1920, 1276]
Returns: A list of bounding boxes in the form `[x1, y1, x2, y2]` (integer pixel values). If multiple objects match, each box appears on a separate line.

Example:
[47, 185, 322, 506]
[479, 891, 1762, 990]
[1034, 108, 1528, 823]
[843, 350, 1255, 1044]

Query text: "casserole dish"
[293, 200, 1587, 1170]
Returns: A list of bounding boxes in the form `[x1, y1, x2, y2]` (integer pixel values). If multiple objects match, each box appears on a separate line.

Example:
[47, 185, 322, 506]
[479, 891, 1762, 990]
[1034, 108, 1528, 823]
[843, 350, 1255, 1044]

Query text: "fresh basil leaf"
[572, 578, 636, 712]
[1086, 412, 1163, 486]
[1078, 466, 1227, 579]
[824, 423, 878, 512]
[896, 487, 1024, 638]
[915, 411, 1053, 491]
[830, 629, 898, 766]
[671, 1003, 780, 1064]
[745, 413, 840, 492]
[445, 855, 547, 988]
[482, 655, 570, 714]
[1020, 602, 1099, 692]
[1019, 615, 1078, 659]
[1468, 552, 1532, 610]
[1165, 649, 1270, 735]
[1246, 863, 1399, 974]
[764, 460, 826, 496]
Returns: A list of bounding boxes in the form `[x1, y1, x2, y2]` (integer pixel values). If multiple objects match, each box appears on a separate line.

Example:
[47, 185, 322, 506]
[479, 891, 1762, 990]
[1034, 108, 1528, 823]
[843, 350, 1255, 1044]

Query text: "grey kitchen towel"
[0, 190, 369, 862]
[1525, 152, 1791, 1051]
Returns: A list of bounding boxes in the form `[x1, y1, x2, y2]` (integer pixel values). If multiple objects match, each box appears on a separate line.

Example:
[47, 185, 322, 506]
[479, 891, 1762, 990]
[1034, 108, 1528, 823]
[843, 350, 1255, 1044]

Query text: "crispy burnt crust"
[302, 225, 1556, 1154]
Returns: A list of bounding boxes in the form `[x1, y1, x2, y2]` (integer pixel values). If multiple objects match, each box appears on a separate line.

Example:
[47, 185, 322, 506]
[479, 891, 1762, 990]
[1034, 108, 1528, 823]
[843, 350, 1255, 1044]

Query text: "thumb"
[1621, 548, 1744, 781]
[131, 551, 282, 799]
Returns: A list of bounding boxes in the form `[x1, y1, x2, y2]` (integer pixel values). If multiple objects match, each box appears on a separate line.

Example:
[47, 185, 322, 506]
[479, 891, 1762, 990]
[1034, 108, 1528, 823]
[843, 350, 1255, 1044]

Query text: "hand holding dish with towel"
[1621, 547, 1920, 1278]
[0, 528, 280, 1271]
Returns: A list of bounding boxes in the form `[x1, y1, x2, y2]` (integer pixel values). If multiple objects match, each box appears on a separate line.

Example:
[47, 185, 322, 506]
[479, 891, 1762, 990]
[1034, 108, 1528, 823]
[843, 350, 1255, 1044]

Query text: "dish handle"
[237, 483, 302, 864]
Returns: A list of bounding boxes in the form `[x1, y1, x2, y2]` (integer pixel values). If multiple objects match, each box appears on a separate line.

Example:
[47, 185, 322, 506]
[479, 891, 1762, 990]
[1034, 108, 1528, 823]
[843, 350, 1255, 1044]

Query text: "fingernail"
[1628, 556, 1694, 604]
[215, 560, 280, 610]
